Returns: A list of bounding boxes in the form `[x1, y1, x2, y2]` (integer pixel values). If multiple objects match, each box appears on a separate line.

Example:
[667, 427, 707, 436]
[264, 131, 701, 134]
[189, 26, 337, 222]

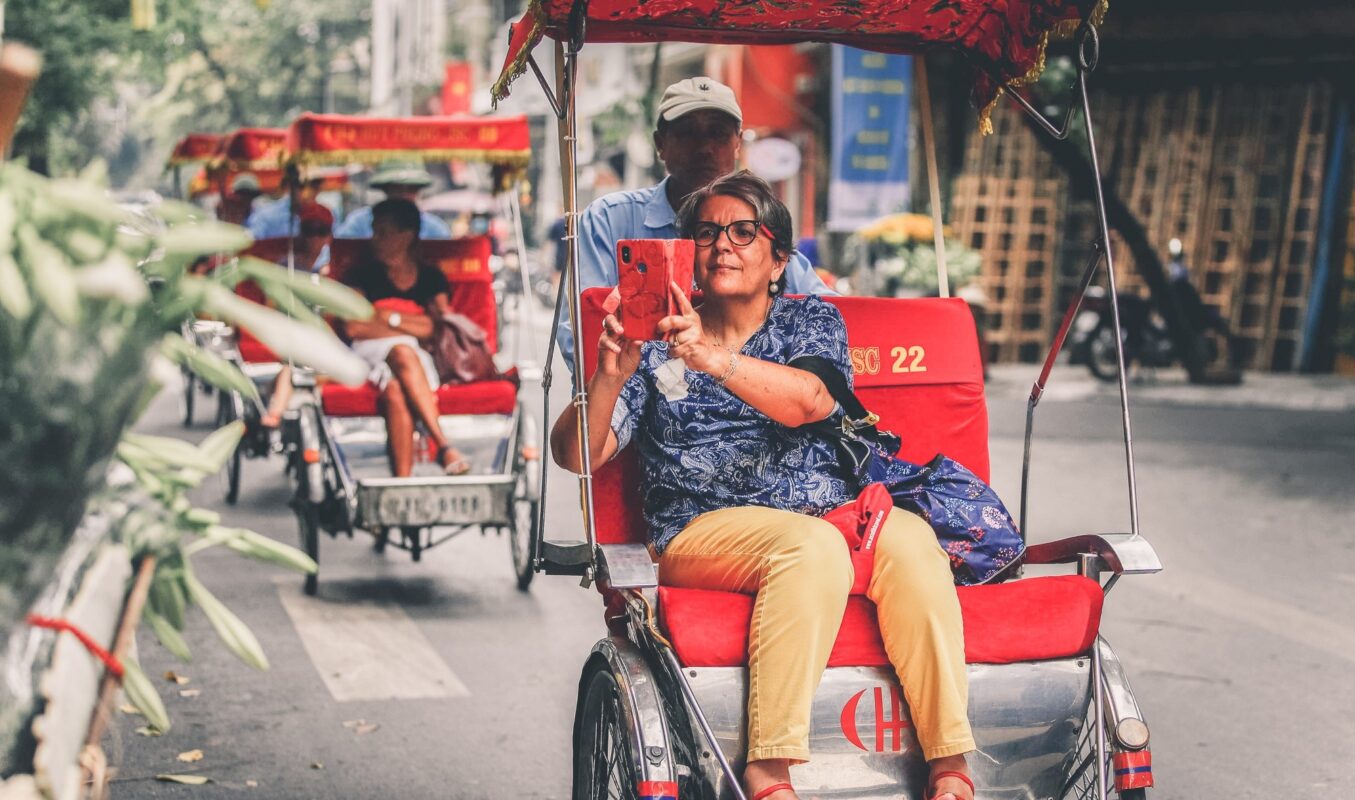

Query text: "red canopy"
[285, 113, 531, 169]
[218, 128, 288, 171]
[493, 0, 1105, 131]
[167, 133, 223, 166]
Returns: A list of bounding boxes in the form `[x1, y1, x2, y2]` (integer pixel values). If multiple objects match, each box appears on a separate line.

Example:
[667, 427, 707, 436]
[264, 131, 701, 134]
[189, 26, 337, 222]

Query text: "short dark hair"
[676, 170, 794, 263]
[371, 198, 421, 237]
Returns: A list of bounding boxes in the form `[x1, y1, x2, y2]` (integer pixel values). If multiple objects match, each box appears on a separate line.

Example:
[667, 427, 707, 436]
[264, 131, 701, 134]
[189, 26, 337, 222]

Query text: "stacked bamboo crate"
[951, 80, 1335, 370]
[951, 103, 1062, 364]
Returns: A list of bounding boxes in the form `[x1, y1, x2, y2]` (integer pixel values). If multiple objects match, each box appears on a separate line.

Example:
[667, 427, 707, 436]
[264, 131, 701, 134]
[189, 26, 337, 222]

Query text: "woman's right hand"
[598, 313, 642, 381]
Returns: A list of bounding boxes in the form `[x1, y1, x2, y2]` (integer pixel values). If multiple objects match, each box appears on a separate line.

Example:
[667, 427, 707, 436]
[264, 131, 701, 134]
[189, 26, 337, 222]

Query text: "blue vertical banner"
[828, 47, 912, 231]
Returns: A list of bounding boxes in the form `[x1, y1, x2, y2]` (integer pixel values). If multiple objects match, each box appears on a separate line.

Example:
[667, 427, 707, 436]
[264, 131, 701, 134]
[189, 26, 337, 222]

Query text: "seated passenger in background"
[336, 161, 451, 240]
[339, 199, 471, 477]
[258, 203, 334, 429]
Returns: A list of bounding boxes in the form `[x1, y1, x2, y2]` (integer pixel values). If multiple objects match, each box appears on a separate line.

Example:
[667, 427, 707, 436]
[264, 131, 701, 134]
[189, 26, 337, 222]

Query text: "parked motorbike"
[1069, 287, 1217, 382]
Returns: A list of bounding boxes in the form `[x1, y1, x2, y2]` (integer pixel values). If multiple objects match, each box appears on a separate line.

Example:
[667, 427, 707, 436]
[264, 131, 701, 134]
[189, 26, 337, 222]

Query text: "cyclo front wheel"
[182, 369, 196, 427]
[292, 403, 327, 596]
[217, 391, 243, 505]
[509, 405, 540, 591]
[573, 667, 641, 800]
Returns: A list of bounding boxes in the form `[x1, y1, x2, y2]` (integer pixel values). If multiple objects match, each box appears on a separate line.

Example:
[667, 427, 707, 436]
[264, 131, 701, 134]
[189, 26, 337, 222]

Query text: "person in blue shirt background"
[244, 172, 334, 270]
[245, 171, 338, 239]
[559, 76, 831, 364]
[335, 160, 452, 240]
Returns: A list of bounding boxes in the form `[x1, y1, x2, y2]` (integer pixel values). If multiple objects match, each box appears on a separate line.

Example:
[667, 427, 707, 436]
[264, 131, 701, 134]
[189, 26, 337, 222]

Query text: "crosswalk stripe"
[276, 585, 470, 702]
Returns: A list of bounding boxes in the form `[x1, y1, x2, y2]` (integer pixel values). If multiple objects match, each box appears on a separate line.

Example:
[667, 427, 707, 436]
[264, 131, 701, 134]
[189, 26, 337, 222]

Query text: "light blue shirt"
[335, 206, 452, 240]
[559, 177, 832, 365]
[243, 198, 331, 270]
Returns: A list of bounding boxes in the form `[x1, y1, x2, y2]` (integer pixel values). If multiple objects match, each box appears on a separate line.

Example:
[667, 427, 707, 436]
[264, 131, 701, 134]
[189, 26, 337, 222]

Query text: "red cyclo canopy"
[218, 128, 288, 171]
[168, 133, 224, 166]
[285, 113, 531, 168]
[493, 0, 1105, 129]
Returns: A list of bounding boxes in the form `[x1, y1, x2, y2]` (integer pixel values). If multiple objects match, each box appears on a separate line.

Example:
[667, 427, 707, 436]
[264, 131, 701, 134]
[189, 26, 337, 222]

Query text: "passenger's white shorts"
[350, 335, 440, 391]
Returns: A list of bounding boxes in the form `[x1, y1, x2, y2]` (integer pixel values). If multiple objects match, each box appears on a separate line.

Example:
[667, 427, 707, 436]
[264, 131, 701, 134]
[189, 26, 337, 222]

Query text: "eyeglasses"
[691, 219, 772, 248]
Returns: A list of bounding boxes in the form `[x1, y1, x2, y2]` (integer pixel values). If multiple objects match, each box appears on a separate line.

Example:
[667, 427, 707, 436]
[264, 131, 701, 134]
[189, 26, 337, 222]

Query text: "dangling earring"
[768, 276, 784, 296]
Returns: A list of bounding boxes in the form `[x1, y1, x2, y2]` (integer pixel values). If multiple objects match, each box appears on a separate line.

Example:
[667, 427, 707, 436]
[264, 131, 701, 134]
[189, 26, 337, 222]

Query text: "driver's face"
[372, 217, 415, 262]
[654, 110, 741, 190]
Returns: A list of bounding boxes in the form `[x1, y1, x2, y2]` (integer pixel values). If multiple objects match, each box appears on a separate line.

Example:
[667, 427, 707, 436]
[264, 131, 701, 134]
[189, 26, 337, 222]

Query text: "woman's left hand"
[658, 281, 723, 375]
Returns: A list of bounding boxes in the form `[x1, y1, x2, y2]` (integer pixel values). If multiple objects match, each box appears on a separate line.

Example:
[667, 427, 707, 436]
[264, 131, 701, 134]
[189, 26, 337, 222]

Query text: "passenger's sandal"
[437, 445, 471, 476]
[929, 770, 974, 800]
[750, 783, 795, 800]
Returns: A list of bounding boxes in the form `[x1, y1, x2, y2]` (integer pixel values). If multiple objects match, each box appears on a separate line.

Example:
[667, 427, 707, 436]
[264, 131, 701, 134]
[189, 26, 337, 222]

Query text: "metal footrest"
[355, 475, 514, 529]
[540, 540, 593, 576]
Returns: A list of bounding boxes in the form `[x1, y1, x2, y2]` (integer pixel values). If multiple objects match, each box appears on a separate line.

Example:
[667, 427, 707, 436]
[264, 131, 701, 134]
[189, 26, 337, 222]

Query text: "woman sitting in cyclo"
[340, 198, 472, 477]
[552, 172, 974, 800]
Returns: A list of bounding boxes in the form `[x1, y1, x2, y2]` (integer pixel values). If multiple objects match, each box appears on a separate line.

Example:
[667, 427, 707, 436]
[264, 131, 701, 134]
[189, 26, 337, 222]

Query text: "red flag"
[441, 62, 472, 116]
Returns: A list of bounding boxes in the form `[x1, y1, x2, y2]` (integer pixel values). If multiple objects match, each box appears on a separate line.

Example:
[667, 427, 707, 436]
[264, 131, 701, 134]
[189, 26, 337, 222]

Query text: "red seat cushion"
[237, 330, 279, 364]
[321, 379, 518, 417]
[657, 576, 1103, 667]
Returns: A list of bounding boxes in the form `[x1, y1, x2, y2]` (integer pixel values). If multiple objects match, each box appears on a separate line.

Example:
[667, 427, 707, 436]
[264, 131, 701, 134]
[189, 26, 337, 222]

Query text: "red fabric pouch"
[372, 298, 426, 318]
[820, 483, 894, 595]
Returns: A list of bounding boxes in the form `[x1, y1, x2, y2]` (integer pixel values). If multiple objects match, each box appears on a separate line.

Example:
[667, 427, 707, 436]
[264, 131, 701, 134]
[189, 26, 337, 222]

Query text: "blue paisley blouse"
[611, 295, 855, 554]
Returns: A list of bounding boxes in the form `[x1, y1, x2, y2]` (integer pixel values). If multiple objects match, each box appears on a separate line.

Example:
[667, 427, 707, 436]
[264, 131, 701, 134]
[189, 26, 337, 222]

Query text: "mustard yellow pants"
[658, 505, 975, 764]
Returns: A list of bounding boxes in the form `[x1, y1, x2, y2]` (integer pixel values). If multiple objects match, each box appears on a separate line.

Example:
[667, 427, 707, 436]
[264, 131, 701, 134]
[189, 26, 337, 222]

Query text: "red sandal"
[751, 783, 795, 800]
[929, 770, 975, 800]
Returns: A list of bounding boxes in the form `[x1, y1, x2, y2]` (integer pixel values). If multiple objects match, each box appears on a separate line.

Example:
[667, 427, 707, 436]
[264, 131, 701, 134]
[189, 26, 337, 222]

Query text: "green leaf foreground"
[197, 280, 369, 385]
[193, 526, 318, 575]
[121, 657, 171, 734]
[2, 162, 364, 741]
[235, 256, 374, 320]
[185, 572, 269, 671]
[159, 335, 260, 402]
[143, 608, 193, 663]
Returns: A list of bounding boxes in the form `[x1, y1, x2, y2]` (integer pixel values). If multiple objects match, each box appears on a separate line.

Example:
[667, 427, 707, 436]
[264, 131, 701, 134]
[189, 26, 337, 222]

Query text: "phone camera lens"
[637, 261, 648, 273]
[620, 246, 631, 262]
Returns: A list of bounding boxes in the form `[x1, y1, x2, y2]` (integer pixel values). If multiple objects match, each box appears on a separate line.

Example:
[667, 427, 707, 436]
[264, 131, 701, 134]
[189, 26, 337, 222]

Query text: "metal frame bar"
[1002, 23, 1142, 542]
[523, 14, 597, 576]
[1019, 244, 1101, 537]
[658, 646, 749, 800]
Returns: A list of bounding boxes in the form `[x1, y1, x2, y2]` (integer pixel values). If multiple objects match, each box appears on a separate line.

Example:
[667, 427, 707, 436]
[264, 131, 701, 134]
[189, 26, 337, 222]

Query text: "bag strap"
[787, 355, 878, 432]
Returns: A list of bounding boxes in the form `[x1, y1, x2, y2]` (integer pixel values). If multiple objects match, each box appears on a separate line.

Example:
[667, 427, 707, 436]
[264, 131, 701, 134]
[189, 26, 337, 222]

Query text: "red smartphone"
[616, 239, 694, 340]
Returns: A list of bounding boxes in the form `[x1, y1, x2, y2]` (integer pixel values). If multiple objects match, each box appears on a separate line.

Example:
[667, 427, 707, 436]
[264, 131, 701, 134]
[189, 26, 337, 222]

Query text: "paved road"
[110, 309, 1355, 799]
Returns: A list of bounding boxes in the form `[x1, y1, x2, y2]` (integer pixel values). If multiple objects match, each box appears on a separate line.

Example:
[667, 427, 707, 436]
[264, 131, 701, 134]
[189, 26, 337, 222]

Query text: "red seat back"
[578, 288, 989, 546]
[240, 236, 292, 266]
[329, 236, 499, 353]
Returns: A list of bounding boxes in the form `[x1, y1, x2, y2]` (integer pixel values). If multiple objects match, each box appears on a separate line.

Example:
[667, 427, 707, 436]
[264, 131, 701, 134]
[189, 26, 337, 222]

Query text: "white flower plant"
[0, 160, 372, 747]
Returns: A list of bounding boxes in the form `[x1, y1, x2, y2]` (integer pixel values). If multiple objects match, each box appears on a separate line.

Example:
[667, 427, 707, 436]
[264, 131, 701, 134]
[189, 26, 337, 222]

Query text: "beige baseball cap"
[656, 77, 742, 126]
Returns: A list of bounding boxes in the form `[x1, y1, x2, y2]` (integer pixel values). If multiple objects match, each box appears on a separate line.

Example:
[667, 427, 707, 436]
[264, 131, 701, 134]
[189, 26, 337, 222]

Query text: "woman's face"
[372, 216, 416, 263]
[692, 195, 786, 302]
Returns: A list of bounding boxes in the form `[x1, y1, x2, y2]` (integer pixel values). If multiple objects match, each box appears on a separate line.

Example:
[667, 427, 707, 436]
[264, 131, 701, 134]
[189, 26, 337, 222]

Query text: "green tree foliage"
[5, 0, 371, 181]
[4, 0, 138, 174]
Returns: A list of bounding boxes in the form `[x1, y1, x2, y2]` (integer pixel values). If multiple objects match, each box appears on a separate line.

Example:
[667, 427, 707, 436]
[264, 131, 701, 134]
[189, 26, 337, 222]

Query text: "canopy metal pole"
[1001, 23, 1140, 542]
[506, 190, 540, 367]
[556, 37, 601, 569]
[914, 55, 949, 297]
[1073, 28, 1140, 540]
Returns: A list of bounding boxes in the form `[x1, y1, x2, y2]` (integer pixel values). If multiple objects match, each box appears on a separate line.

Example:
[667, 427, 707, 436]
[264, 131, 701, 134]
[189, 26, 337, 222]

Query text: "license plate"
[365, 484, 495, 527]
